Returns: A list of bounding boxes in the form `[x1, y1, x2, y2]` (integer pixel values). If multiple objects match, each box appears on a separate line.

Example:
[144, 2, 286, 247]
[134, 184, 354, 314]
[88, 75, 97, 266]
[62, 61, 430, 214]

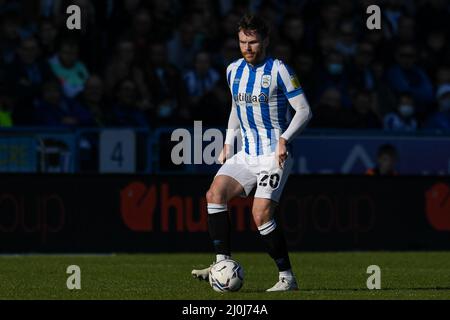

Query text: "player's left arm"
[276, 62, 313, 167]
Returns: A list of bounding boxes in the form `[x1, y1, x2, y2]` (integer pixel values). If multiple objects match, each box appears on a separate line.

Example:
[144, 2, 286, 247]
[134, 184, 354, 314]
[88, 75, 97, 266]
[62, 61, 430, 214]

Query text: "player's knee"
[252, 207, 272, 227]
[206, 189, 226, 204]
[206, 190, 214, 203]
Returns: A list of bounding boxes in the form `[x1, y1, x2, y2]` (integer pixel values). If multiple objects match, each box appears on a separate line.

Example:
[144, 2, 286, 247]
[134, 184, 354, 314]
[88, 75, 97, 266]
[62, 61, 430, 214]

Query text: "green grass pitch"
[1, 252, 450, 300]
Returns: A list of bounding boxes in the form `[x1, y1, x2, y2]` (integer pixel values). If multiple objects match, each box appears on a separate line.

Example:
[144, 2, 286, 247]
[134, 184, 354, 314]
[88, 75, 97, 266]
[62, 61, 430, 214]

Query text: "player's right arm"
[219, 62, 241, 164]
[220, 100, 240, 164]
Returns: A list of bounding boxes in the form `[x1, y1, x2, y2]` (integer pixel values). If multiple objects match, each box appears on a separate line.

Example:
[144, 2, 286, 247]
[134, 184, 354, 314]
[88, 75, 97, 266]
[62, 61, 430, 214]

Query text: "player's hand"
[218, 144, 232, 164]
[276, 138, 288, 169]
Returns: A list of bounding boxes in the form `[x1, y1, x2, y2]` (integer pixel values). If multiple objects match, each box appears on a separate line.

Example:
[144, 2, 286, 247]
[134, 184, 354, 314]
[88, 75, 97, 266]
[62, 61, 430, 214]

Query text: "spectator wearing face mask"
[424, 84, 450, 131]
[315, 50, 351, 108]
[383, 93, 418, 132]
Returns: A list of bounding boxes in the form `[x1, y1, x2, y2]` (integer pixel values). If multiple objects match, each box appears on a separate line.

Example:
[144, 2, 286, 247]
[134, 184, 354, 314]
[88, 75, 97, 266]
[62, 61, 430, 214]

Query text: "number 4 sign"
[100, 130, 136, 173]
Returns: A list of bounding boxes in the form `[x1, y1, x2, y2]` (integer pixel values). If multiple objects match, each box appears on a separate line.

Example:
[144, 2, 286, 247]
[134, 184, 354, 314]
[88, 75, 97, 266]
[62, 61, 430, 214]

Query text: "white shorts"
[215, 150, 294, 202]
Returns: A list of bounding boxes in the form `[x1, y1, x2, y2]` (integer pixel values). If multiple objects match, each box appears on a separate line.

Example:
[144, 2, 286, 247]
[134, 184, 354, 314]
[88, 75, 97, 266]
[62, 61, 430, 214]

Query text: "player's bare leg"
[252, 198, 298, 292]
[191, 175, 244, 281]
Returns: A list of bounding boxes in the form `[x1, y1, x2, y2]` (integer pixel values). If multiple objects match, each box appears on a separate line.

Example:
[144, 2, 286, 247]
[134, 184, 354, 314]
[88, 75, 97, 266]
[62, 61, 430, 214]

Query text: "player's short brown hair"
[238, 14, 269, 40]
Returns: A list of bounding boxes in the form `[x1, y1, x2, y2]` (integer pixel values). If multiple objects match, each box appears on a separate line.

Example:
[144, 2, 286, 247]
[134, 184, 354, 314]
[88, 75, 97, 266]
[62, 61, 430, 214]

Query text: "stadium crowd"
[0, 0, 449, 131]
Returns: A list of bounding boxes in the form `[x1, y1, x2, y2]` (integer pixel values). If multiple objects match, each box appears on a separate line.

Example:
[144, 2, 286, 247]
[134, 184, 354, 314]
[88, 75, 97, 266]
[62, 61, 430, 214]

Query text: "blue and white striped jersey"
[226, 57, 304, 156]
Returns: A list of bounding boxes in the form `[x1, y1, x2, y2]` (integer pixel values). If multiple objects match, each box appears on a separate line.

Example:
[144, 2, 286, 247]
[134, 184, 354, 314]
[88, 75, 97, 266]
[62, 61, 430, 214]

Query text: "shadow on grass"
[298, 287, 450, 292]
[236, 287, 450, 294]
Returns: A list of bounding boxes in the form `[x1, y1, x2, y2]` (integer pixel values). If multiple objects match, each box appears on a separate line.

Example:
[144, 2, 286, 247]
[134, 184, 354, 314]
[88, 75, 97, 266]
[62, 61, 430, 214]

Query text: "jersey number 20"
[259, 173, 280, 189]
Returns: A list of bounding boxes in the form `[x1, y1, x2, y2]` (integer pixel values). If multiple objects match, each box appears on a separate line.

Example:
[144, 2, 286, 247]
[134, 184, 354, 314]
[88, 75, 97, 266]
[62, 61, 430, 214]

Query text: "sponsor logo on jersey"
[233, 93, 268, 104]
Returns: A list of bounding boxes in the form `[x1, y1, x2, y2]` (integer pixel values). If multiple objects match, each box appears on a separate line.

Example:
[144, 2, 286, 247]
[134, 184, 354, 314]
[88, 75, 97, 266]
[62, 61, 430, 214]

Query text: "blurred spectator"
[348, 90, 381, 129]
[424, 84, 450, 131]
[34, 80, 94, 127]
[280, 15, 307, 52]
[110, 79, 148, 128]
[73, 75, 112, 127]
[371, 60, 397, 116]
[184, 51, 220, 106]
[292, 52, 315, 101]
[167, 18, 204, 71]
[0, 13, 21, 65]
[0, 0, 448, 131]
[310, 87, 354, 128]
[149, 0, 177, 42]
[387, 43, 434, 113]
[7, 37, 49, 90]
[337, 0, 356, 19]
[104, 39, 138, 97]
[36, 0, 63, 19]
[220, 11, 241, 39]
[196, 78, 230, 126]
[5, 36, 53, 124]
[65, 0, 105, 72]
[123, 9, 153, 64]
[363, 28, 391, 63]
[272, 42, 293, 65]
[366, 144, 398, 176]
[348, 42, 375, 91]
[315, 50, 351, 108]
[393, 16, 416, 45]
[48, 39, 89, 99]
[37, 18, 58, 57]
[215, 36, 240, 70]
[318, 2, 341, 36]
[383, 0, 408, 37]
[421, 29, 450, 77]
[335, 20, 357, 59]
[383, 93, 418, 132]
[315, 29, 337, 60]
[144, 42, 190, 125]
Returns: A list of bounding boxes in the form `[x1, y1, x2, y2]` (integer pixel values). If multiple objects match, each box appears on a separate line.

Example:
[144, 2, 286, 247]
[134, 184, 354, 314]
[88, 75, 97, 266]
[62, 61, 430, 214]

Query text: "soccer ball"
[209, 259, 244, 292]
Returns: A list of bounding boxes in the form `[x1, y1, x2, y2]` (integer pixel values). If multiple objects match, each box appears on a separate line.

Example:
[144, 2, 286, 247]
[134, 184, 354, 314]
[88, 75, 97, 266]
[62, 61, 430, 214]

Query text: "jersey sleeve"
[226, 63, 234, 89]
[277, 61, 304, 100]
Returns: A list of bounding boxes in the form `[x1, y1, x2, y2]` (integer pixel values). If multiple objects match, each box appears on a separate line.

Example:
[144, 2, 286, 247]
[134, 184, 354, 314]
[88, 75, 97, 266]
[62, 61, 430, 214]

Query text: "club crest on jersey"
[261, 75, 271, 88]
